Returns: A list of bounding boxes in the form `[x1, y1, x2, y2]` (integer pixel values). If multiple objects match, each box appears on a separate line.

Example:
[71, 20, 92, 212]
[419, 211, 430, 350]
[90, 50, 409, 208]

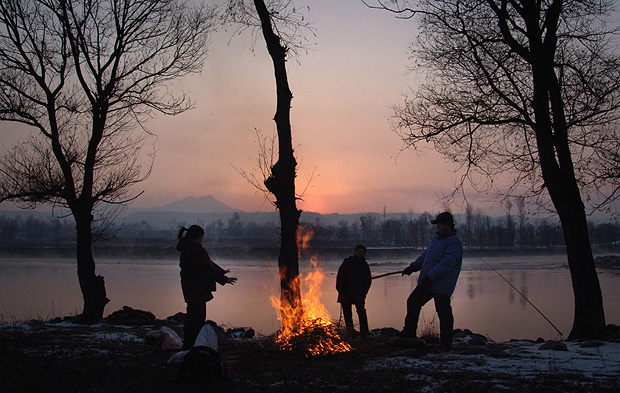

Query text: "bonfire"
[270, 227, 353, 357]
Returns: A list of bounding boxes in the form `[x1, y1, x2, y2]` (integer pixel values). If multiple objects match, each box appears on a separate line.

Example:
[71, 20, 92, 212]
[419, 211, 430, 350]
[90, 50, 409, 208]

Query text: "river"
[1, 253, 618, 342]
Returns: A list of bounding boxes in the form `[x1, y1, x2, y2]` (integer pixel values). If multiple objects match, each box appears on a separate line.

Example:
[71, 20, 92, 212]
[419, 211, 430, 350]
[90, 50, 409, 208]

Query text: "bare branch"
[224, 0, 316, 62]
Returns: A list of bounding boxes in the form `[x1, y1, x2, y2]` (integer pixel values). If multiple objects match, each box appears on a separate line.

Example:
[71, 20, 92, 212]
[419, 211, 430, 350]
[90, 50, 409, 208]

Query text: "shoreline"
[2, 243, 616, 259]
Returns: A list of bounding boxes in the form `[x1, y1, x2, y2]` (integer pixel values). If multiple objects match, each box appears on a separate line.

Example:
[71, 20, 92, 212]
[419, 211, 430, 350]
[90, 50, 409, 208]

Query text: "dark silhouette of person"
[336, 244, 372, 338]
[177, 225, 236, 350]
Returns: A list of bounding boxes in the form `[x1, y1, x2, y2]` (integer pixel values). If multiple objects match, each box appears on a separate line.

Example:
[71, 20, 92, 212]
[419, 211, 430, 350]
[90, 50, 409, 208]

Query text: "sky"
[0, 0, 610, 219]
[139, 0, 460, 215]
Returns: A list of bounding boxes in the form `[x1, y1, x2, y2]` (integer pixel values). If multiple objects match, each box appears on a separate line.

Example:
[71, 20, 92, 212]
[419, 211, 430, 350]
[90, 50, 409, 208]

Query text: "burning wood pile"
[274, 317, 352, 357]
[270, 227, 353, 357]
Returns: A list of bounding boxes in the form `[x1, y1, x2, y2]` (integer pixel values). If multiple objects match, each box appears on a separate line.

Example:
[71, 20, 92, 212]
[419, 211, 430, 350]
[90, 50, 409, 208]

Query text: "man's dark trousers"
[342, 300, 369, 336]
[404, 285, 454, 348]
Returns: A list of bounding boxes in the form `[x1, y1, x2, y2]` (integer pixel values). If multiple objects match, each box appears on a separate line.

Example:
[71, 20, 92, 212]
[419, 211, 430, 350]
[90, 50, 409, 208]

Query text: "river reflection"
[1, 255, 618, 342]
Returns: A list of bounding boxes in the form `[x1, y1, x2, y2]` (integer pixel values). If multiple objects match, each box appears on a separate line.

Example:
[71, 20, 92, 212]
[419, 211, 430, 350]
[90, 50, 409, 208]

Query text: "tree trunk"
[254, 0, 303, 328]
[557, 199, 606, 340]
[74, 208, 109, 324]
[530, 39, 606, 339]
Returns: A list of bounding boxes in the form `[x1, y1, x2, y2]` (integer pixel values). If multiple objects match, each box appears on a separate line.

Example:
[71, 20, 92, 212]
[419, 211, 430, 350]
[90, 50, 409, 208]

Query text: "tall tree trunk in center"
[254, 0, 303, 329]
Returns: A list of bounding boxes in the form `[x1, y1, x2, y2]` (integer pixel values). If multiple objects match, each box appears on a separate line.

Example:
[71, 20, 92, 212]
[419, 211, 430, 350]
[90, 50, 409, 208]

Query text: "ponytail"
[178, 224, 204, 240]
[177, 226, 188, 240]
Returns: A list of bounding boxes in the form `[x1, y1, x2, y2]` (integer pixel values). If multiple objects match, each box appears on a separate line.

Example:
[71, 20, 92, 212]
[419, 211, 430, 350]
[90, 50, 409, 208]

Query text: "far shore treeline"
[1, 210, 618, 260]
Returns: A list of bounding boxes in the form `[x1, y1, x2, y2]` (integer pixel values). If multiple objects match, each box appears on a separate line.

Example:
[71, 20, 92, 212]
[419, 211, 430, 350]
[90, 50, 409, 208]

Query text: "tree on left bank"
[0, 0, 217, 323]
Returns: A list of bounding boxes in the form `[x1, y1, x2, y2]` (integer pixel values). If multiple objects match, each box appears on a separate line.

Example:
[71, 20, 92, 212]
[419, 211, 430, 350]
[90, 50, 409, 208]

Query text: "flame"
[297, 224, 314, 254]
[270, 226, 352, 357]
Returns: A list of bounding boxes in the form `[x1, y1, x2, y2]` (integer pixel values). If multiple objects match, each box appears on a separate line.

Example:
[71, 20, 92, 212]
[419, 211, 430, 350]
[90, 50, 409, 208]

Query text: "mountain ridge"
[148, 195, 242, 213]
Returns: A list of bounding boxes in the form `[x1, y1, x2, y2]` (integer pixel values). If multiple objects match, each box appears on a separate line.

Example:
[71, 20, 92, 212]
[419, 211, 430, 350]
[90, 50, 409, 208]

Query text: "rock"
[386, 336, 425, 348]
[468, 336, 487, 346]
[606, 324, 620, 340]
[538, 341, 568, 351]
[227, 327, 256, 339]
[471, 333, 488, 341]
[579, 341, 604, 348]
[452, 329, 489, 344]
[372, 327, 400, 336]
[105, 306, 156, 326]
[389, 348, 423, 357]
[166, 312, 186, 324]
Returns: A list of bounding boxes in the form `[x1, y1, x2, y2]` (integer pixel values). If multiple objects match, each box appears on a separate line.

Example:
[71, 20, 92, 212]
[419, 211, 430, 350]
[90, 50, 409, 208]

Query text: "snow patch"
[365, 341, 620, 379]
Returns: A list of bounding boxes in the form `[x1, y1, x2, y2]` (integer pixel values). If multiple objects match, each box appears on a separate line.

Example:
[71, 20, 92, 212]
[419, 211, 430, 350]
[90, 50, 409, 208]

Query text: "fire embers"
[274, 317, 353, 357]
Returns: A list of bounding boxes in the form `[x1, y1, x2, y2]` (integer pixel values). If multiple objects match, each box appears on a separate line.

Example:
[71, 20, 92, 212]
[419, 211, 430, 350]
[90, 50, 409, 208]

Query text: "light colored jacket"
[409, 231, 463, 296]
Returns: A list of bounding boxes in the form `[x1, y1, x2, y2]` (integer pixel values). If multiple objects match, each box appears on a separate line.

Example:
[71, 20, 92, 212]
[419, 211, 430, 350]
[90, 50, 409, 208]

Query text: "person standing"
[401, 212, 463, 350]
[336, 244, 372, 338]
[177, 225, 237, 350]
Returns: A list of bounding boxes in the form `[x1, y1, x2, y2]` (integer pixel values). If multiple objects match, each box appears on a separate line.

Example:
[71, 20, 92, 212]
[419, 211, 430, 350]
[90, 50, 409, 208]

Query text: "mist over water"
[1, 254, 618, 342]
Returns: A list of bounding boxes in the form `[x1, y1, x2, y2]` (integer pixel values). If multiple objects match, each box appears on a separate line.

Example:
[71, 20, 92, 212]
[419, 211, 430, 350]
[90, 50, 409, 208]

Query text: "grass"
[418, 314, 440, 341]
[0, 299, 79, 323]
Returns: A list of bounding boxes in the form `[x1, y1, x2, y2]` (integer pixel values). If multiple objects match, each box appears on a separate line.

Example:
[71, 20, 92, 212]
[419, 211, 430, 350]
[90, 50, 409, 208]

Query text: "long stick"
[479, 258, 564, 337]
[372, 270, 404, 280]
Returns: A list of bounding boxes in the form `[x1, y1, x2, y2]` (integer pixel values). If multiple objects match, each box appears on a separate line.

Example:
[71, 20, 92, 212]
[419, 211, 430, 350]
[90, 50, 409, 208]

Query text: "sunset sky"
[142, 0, 462, 215]
[0, 1, 554, 217]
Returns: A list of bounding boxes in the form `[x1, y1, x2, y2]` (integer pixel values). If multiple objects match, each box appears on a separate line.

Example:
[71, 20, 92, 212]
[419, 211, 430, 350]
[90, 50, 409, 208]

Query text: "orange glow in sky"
[136, 1, 463, 215]
[0, 1, 485, 216]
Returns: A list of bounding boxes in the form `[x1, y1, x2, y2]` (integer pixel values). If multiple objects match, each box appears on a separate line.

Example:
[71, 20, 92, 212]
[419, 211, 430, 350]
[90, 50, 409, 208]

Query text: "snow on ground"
[365, 340, 620, 379]
[3, 319, 619, 391]
[0, 320, 144, 343]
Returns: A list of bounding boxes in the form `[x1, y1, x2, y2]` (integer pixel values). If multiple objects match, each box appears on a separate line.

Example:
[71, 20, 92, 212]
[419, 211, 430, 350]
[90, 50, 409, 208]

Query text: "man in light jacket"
[401, 212, 463, 350]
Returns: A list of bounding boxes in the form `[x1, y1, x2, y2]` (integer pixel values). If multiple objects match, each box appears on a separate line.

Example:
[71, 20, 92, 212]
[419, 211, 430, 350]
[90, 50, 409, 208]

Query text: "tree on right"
[367, 0, 620, 339]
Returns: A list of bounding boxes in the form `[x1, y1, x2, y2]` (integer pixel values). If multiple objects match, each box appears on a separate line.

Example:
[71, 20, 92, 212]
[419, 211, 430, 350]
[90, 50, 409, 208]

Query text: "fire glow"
[270, 227, 353, 357]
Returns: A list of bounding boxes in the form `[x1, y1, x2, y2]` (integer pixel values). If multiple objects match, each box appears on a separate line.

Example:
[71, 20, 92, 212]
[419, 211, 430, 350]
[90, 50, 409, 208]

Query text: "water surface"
[1, 254, 618, 342]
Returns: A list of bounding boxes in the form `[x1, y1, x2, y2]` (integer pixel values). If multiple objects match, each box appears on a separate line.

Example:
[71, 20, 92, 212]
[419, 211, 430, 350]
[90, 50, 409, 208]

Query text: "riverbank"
[1, 313, 619, 393]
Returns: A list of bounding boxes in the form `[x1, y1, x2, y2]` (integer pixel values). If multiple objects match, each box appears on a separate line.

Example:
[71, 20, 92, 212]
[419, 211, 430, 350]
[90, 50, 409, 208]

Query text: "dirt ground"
[1, 318, 620, 393]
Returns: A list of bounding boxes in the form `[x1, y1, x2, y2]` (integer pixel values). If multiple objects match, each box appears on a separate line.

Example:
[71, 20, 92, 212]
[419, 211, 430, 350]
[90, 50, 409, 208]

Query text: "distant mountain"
[120, 195, 273, 229]
[7, 195, 558, 231]
[152, 195, 241, 213]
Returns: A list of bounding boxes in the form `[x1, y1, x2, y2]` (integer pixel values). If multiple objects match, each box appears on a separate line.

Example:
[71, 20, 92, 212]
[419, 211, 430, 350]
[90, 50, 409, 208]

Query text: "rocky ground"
[1, 309, 620, 393]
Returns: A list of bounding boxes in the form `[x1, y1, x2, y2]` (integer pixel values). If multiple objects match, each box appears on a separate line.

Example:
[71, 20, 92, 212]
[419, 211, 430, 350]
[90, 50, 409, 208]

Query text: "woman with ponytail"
[177, 225, 237, 350]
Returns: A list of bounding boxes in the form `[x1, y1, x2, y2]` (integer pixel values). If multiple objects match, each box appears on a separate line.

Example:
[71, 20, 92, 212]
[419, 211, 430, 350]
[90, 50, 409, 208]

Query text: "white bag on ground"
[145, 326, 183, 351]
[167, 324, 218, 364]
[160, 326, 183, 351]
[193, 324, 218, 351]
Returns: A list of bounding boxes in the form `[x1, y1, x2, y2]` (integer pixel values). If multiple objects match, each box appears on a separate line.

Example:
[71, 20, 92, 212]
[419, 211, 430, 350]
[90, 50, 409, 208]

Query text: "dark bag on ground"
[178, 345, 231, 382]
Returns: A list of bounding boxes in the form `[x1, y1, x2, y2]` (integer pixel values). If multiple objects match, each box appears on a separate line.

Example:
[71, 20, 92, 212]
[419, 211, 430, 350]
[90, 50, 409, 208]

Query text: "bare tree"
[516, 196, 527, 248]
[367, 0, 620, 339]
[0, 0, 216, 323]
[225, 0, 314, 329]
[464, 202, 473, 246]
